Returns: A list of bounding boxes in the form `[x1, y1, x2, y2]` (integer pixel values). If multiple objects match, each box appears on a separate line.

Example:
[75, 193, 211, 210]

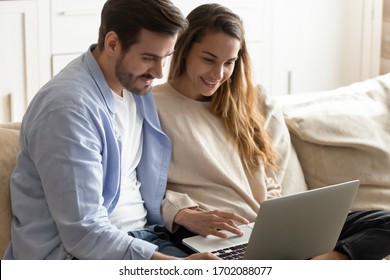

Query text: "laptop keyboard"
[211, 243, 247, 260]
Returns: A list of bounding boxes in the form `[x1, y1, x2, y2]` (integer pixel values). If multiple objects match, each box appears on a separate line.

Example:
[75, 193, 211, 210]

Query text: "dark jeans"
[128, 227, 189, 258]
[335, 210, 390, 259]
[168, 210, 390, 259]
[167, 226, 197, 255]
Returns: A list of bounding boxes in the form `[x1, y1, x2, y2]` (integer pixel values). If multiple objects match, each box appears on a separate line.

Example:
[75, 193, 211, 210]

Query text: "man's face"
[115, 29, 177, 95]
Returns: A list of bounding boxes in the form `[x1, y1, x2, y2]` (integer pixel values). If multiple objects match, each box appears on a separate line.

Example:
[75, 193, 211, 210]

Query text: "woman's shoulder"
[152, 82, 186, 106]
[152, 82, 172, 97]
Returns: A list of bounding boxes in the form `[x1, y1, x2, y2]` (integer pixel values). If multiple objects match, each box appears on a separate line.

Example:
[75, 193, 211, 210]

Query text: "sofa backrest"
[0, 122, 21, 258]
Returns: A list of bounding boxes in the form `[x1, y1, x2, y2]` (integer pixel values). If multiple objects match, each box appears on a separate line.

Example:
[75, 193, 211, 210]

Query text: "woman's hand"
[174, 208, 249, 238]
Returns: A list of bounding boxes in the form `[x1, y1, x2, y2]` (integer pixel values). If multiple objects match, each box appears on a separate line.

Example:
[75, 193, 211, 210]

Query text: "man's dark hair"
[97, 0, 188, 51]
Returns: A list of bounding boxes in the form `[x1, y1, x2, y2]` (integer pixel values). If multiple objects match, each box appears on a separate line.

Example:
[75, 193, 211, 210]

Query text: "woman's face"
[178, 31, 241, 101]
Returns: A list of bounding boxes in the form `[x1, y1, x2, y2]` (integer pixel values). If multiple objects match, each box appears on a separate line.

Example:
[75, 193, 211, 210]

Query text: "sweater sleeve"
[162, 190, 199, 232]
[258, 85, 291, 198]
[265, 170, 282, 199]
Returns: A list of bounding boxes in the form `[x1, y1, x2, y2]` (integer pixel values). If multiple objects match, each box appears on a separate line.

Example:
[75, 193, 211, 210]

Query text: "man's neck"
[92, 46, 122, 95]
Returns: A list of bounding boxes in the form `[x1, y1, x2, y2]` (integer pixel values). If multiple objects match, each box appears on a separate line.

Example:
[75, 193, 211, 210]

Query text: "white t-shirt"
[109, 90, 147, 232]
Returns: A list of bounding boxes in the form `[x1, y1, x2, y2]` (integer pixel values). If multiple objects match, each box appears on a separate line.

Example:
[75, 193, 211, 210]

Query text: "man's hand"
[151, 251, 220, 260]
[174, 208, 249, 238]
[184, 252, 221, 260]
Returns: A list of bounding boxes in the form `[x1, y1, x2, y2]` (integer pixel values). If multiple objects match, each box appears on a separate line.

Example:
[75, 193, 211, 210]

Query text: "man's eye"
[143, 56, 154, 61]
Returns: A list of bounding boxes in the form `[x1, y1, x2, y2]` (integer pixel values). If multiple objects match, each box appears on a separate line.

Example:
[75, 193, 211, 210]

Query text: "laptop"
[182, 180, 360, 260]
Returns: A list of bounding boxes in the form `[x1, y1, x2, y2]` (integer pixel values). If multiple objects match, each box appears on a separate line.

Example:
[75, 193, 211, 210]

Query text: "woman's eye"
[203, 57, 214, 63]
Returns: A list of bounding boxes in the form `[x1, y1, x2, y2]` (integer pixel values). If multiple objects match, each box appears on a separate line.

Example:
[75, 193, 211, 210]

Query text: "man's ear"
[104, 31, 121, 55]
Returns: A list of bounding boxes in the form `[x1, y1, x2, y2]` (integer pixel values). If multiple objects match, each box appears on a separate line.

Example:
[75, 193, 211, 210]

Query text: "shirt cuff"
[162, 192, 199, 232]
[124, 237, 158, 260]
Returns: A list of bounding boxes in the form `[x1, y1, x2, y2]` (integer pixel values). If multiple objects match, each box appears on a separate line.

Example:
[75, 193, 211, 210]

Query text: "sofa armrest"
[0, 122, 21, 258]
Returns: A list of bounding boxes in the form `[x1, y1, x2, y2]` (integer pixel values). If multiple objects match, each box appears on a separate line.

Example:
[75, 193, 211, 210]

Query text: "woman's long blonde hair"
[169, 3, 277, 172]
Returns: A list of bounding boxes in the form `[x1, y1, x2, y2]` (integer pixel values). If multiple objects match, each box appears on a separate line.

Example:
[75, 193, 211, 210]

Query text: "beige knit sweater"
[153, 83, 290, 232]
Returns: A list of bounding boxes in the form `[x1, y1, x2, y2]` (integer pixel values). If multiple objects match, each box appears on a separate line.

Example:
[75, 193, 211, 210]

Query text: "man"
[3, 0, 217, 260]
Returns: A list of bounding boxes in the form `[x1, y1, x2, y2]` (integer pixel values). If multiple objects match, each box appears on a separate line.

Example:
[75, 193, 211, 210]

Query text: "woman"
[153, 3, 390, 259]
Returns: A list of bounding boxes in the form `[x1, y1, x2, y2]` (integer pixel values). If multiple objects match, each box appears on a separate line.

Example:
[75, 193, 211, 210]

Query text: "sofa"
[0, 73, 389, 259]
[276, 73, 390, 214]
[0, 122, 20, 257]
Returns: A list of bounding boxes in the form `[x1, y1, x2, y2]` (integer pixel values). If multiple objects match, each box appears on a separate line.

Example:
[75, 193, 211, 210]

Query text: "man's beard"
[115, 55, 154, 96]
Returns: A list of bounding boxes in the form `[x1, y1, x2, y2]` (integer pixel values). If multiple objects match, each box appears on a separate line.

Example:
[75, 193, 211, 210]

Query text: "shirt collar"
[85, 44, 116, 115]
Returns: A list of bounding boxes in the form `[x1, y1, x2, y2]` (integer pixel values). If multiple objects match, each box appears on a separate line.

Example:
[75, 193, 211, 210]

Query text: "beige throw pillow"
[283, 74, 390, 211]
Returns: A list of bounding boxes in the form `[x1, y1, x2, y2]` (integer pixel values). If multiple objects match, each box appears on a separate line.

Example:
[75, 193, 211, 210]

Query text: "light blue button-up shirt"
[3, 45, 171, 260]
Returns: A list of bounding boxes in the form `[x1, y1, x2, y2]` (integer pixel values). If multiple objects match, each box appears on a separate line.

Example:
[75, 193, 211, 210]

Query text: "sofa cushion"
[0, 124, 20, 257]
[280, 141, 308, 195]
[281, 73, 390, 211]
